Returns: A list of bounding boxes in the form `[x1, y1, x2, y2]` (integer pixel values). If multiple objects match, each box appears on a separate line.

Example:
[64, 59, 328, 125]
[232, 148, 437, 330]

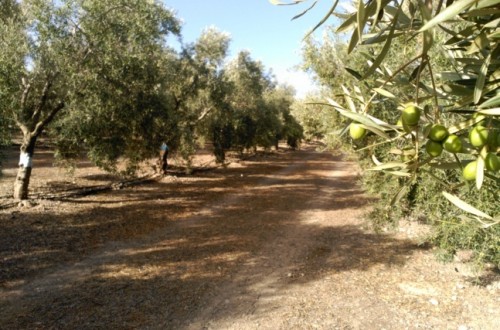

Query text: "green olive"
[349, 123, 366, 140]
[401, 105, 421, 126]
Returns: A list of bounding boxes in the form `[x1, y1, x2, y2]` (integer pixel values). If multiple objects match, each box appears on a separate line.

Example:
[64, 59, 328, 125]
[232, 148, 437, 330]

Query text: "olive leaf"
[478, 108, 500, 115]
[391, 185, 409, 205]
[291, 1, 318, 20]
[368, 162, 409, 171]
[417, 0, 434, 54]
[373, 87, 396, 99]
[442, 191, 493, 220]
[473, 50, 492, 104]
[269, 0, 308, 5]
[419, 0, 478, 32]
[304, 0, 340, 39]
[357, 0, 367, 41]
[363, 5, 400, 79]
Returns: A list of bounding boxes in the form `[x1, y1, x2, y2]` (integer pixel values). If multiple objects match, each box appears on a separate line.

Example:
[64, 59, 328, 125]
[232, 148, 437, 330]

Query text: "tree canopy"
[0, 0, 304, 199]
[275, 0, 500, 265]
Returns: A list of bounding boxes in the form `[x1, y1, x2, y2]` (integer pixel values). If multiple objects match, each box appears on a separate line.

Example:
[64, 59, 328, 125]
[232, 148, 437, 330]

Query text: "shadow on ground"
[0, 145, 424, 329]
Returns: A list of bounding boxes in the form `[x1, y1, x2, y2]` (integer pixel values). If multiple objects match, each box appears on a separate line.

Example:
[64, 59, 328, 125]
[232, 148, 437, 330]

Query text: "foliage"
[172, 27, 233, 165]
[0, 0, 181, 183]
[164, 31, 304, 165]
[214, 51, 303, 157]
[48, 0, 182, 173]
[225, 51, 271, 151]
[275, 0, 500, 265]
[265, 85, 304, 149]
[0, 0, 22, 147]
[1, 1, 304, 195]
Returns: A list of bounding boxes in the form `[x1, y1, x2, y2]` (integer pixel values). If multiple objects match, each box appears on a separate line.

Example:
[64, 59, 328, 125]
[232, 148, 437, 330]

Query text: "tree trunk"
[13, 135, 37, 200]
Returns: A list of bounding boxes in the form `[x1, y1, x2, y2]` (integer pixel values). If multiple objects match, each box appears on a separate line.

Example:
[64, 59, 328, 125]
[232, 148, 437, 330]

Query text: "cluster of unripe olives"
[349, 104, 500, 181]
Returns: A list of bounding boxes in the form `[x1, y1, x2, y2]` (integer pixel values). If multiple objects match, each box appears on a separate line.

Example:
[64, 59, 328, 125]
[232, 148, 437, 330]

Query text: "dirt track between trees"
[0, 143, 499, 329]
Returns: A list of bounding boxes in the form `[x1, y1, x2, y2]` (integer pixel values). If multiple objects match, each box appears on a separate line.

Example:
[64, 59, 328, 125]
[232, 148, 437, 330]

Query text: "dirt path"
[0, 144, 499, 329]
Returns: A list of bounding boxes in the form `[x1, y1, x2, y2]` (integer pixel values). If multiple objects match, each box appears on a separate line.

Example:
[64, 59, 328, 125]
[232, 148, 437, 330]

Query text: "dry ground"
[0, 142, 499, 329]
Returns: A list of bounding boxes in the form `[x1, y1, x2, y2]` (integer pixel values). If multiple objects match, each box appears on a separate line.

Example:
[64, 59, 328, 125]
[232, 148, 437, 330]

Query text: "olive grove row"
[278, 0, 499, 265]
[0, 0, 303, 200]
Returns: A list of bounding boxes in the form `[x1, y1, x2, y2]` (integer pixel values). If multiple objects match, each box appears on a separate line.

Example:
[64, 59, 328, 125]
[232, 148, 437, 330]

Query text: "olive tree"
[165, 27, 233, 165]
[264, 85, 304, 149]
[0, 0, 180, 199]
[273, 0, 500, 264]
[192, 28, 236, 163]
[0, 0, 23, 171]
[225, 51, 274, 151]
[274, 0, 500, 221]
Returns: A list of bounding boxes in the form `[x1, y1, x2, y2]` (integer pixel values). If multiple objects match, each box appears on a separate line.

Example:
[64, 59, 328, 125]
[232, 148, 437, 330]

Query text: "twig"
[425, 55, 440, 118]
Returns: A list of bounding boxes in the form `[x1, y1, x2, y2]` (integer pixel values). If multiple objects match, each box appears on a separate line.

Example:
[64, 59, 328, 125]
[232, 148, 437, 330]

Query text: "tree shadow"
[0, 146, 422, 329]
[464, 267, 500, 287]
[0, 210, 423, 328]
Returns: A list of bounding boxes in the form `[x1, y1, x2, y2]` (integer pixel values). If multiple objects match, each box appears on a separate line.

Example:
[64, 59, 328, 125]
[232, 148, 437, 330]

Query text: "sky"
[162, 0, 337, 98]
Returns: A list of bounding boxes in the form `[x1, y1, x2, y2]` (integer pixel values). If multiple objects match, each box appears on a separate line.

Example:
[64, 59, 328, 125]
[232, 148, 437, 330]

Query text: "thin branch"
[414, 55, 427, 104]
[173, 94, 182, 111]
[100, 4, 133, 20]
[33, 101, 65, 137]
[362, 54, 423, 114]
[383, 54, 423, 89]
[31, 79, 52, 125]
[20, 81, 31, 108]
[14, 82, 32, 136]
[425, 55, 440, 118]
[68, 17, 94, 67]
[420, 168, 450, 188]
[12, 111, 29, 137]
[356, 132, 408, 152]
[453, 153, 464, 170]
[81, 47, 93, 64]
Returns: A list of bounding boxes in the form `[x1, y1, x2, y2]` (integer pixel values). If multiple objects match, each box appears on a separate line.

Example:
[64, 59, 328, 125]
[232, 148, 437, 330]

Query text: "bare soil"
[0, 143, 499, 329]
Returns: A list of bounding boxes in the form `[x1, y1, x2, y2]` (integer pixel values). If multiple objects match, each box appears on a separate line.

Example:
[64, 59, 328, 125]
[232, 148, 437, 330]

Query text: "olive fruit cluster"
[399, 105, 500, 181]
[462, 125, 500, 180]
[424, 124, 446, 157]
[424, 124, 464, 157]
[463, 153, 500, 181]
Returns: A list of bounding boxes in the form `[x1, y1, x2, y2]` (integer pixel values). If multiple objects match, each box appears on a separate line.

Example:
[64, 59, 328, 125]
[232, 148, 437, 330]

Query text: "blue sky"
[163, 0, 337, 97]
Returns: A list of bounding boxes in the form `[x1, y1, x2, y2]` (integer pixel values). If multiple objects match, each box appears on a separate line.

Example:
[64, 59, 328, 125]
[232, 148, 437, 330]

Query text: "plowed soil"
[0, 143, 499, 329]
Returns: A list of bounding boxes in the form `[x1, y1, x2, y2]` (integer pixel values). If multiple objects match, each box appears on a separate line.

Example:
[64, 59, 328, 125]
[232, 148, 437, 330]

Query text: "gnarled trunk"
[13, 135, 37, 200]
